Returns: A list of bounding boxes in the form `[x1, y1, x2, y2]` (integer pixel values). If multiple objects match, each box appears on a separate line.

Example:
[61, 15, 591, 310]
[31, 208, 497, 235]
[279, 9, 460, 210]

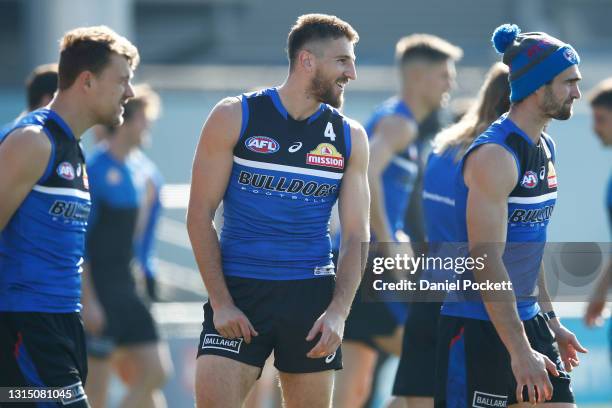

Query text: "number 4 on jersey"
[324, 122, 336, 142]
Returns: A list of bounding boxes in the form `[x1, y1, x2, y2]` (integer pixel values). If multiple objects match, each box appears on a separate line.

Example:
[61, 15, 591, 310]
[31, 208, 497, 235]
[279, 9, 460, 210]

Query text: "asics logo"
[325, 352, 336, 364]
[288, 142, 302, 153]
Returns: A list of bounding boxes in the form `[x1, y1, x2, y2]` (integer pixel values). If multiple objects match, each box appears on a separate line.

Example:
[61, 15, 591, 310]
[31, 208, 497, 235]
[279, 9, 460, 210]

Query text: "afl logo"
[56, 162, 75, 180]
[245, 136, 279, 154]
[520, 170, 538, 189]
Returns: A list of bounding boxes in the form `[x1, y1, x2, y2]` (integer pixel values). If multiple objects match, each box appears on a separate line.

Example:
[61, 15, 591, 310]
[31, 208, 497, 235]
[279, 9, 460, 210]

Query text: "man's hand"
[213, 303, 258, 344]
[549, 323, 587, 372]
[511, 348, 559, 404]
[306, 309, 345, 359]
[82, 299, 106, 336]
[584, 300, 606, 327]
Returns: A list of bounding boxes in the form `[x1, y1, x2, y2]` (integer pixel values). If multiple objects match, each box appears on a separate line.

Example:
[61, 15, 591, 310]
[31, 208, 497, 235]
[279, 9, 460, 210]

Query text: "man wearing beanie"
[434, 24, 586, 407]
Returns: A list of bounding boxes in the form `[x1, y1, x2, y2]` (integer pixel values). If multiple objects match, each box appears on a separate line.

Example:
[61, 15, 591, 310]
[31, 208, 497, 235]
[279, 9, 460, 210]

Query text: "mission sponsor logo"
[520, 170, 538, 189]
[237, 171, 338, 198]
[201, 334, 243, 354]
[57, 161, 75, 181]
[509, 205, 554, 224]
[306, 143, 344, 169]
[245, 136, 279, 154]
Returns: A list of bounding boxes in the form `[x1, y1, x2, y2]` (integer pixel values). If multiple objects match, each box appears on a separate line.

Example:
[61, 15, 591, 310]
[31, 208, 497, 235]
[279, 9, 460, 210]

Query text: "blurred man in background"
[83, 84, 172, 408]
[25, 63, 59, 112]
[188, 13, 369, 407]
[0, 25, 138, 407]
[334, 34, 462, 408]
[584, 78, 612, 361]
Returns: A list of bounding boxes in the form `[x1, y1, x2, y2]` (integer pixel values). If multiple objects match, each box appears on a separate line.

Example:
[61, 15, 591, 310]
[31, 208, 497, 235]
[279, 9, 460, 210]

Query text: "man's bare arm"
[368, 116, 416, 243]
[186, 97, 257, 343]
[306, 120, 370, 358]
[0, 127, 51, 230]
[538, 261, 588, 372]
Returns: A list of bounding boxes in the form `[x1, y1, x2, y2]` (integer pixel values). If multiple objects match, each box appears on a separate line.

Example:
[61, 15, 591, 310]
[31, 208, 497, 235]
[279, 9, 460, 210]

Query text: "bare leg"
[195, 354, 260, 408]
[333, 341, 378, 408]
[113, 342, 172, 408]
[84, 356, 112, 408]
[278, 370, 334, 408]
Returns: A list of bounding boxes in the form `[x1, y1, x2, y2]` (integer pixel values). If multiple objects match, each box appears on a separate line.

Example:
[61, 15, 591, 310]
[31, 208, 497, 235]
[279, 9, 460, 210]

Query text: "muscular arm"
[465, 144, 558, 402]
[187, 97, 257, 342]
[368, 116, 416, 242]
[330, 121, 371, 317]
[0, 127, 51, 230]
[306, 120, 370, 358]
[465, 144, 529, 356]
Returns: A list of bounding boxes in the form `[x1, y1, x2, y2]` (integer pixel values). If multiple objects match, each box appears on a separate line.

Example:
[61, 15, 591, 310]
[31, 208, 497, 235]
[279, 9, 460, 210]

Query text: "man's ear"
[298, 49, 315, 73]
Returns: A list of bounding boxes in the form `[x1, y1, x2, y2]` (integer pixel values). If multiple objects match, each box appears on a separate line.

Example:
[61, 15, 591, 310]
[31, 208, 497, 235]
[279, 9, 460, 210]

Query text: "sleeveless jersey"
[365, 97, 418, 236]
[443, 114, 558, 321]
[131, 150, 163, 278]
[421, 147, 462, 282]
[85, 147, 144, 289]
[0, 109, 90, 313]
[221, 88, 351, 280]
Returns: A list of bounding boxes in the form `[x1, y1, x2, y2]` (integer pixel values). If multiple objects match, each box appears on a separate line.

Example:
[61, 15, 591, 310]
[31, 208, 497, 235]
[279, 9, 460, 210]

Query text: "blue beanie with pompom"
[491, 23, 580, 102]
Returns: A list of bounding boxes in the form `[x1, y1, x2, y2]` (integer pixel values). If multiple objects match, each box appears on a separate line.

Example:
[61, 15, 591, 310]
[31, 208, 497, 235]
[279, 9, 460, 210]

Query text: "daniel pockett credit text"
[359, 242, 611, 303]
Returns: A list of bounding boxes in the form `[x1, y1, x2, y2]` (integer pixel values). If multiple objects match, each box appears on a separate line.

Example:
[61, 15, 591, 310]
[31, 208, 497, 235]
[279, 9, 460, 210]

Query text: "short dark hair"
[588, 78, 612, 109]
[287, 14, 359, 70]
[58, 25, 139, 90]
[396, 34, 463, 66]
[25, 63, 58, 111]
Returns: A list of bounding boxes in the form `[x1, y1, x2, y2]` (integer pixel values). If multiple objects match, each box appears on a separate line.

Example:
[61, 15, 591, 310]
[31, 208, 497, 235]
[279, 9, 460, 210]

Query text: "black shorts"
[435, 313, 574, 407]
[197, 276, 342, 373]
[342, 247, 408, 349]
[343, 287, 407, 349]
[393, 301, 441, 397]
[0, 312, 89, 407]
[87, 287, 158, 358]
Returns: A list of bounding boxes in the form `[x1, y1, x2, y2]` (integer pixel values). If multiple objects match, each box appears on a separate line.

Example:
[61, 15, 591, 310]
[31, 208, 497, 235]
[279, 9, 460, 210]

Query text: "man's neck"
[276, 78, 322, 121]
[107, 135, 133, 161]
[401, 89, 432, 124]
[507, 103, 550, 144]
[48, 92, 94, 140]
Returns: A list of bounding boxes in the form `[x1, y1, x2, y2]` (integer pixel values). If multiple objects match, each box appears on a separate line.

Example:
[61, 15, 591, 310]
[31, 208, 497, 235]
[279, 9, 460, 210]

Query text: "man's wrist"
[326, 300, 350, 319]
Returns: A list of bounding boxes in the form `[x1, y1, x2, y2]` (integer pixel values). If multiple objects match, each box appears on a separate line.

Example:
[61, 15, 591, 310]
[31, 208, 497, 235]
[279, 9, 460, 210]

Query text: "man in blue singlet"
[336, 34, 462, 408]
[0, 26, 138, 407]
[584, 78, 612, 360]
[387, 62, 511, 408]
[435, 24, 587, 407]
[188, 14, 370, 408]
[83, 85, 171, 408]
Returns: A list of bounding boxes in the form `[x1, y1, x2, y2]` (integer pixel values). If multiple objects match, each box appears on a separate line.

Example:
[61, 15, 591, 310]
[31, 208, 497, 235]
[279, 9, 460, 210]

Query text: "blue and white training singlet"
[423, 147, 461, 243]
[0, 109, 91, 313]
[220, 88, 351, 280]
[443, 114, 558, 321]
[365, 97, 418, 236]
[421, 146, 462, 282]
